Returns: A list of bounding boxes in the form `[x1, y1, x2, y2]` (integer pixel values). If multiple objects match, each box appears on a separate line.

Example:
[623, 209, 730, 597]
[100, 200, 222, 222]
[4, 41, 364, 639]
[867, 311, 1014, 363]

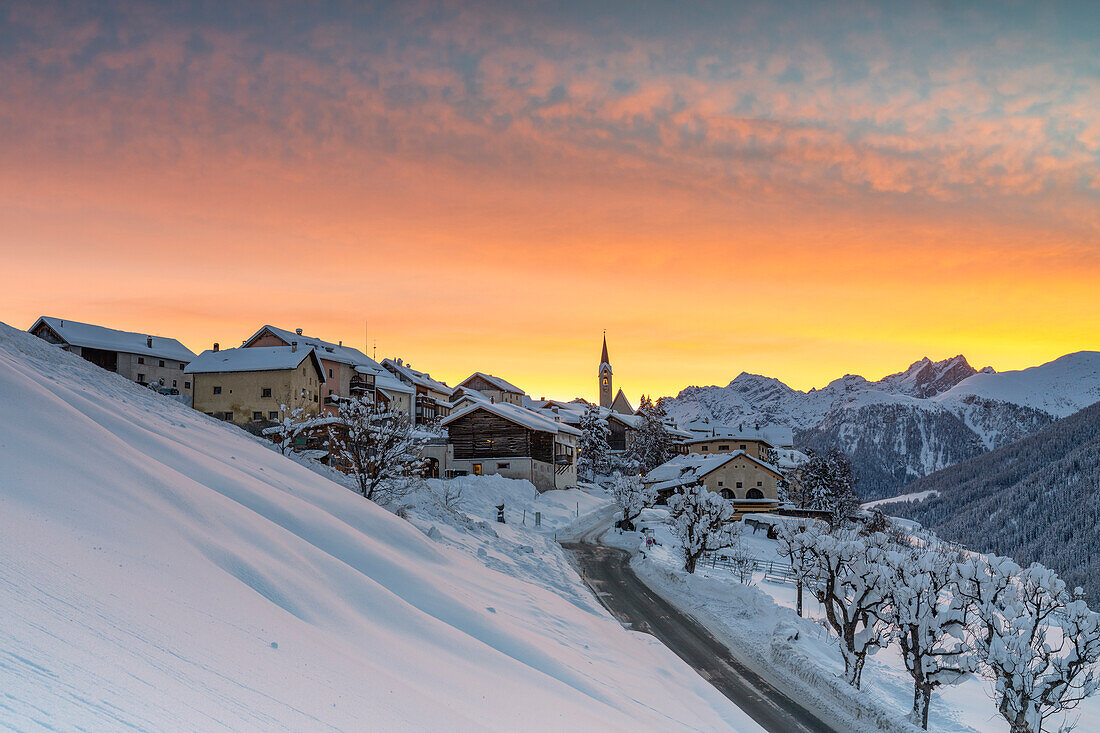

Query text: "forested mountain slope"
[889, 400, 1100, 599]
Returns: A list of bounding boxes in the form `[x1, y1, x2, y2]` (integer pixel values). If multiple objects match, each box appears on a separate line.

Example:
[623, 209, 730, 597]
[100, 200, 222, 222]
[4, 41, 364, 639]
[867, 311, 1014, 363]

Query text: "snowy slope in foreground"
[935, 351, 1100, 417]
[0, 323, 757, 732]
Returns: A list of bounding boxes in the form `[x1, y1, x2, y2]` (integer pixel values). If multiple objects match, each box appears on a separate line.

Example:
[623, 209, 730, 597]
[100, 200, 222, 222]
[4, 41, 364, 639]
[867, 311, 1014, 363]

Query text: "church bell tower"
[599, 331, 613, 408]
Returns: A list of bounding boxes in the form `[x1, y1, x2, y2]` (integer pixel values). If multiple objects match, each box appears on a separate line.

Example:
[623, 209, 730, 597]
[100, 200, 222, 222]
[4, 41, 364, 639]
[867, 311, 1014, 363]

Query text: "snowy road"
[563, 539, 836, 733]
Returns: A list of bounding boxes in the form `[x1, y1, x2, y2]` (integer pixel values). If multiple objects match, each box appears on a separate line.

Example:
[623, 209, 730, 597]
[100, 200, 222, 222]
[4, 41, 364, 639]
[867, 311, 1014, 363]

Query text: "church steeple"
[599, 331, 613, 408]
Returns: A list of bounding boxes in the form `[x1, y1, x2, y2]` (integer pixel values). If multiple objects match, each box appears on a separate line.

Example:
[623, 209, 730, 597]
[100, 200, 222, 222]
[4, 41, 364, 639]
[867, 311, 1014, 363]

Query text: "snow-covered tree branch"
[327, 397, 427, 504]
[667, 483, 739, 574]
[610, 471, 656, 530]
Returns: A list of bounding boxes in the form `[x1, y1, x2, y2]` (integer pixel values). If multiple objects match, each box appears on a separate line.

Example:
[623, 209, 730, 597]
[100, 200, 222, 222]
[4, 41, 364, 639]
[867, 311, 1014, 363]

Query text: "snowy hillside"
[0, 322, 757, 732]
[663, 353, 1100, 498]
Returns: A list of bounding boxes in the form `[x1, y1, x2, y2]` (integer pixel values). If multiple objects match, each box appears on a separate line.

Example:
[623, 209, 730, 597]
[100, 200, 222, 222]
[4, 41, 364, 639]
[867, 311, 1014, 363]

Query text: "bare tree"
[327, 397, 427, 504]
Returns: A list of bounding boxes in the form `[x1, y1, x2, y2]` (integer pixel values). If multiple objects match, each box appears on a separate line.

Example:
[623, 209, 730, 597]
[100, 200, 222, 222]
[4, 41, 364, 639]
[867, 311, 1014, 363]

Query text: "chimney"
[213, 343, 219, 352]
[338, 340, 342, 347]
[295, 328, 303, 336]
[397, 358, 403, 366]
[147, 336, 153, 348]
[291, 341, 298, 352]
[60, 319, 64, 327]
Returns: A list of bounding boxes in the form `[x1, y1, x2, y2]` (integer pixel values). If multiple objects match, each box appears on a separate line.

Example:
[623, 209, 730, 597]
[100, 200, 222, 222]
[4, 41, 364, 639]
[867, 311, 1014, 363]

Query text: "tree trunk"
[684, 553, 698, 574]
[796, 580, 803, 617]
[920, 684, 932, 730]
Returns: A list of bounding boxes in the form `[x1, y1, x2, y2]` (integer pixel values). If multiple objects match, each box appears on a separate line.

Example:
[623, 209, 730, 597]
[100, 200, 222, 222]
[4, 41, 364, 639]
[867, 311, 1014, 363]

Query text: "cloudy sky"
[2, 1, 1098, 400]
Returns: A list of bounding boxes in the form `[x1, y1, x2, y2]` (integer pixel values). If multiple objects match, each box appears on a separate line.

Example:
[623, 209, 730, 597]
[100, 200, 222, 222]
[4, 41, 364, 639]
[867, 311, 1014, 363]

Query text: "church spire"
[599, 331, 613, 408]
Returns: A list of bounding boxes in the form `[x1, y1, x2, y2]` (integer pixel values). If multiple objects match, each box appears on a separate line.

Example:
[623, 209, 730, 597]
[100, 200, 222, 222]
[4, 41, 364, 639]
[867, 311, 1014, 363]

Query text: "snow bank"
[0, 322, 758, 732]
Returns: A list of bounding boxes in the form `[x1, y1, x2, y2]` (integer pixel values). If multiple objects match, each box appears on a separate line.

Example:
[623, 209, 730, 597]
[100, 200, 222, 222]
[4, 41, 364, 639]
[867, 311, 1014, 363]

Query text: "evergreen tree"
[789, 448, 860, 524]
[577, 403, 611, 480]
[630, 395, 673, 473]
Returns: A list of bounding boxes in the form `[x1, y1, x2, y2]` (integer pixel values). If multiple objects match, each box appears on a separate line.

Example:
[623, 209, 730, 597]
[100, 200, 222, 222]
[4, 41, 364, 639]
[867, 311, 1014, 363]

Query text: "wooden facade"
[448, 409, 555, 463]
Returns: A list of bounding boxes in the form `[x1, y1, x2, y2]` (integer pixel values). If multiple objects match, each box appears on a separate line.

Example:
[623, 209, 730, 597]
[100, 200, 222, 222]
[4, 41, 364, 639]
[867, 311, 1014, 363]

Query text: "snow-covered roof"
[449, 386, 491, 407]
[680, 420, 793, 448]
[643, 450, 782, 492]
[184, 346, 324, 378]
[459, 372, 525, 395]
[245, 325, 383, 371]
[442, 401, 582, 437]
[381, 358, 451, 394]
[30, 317, 196, 363]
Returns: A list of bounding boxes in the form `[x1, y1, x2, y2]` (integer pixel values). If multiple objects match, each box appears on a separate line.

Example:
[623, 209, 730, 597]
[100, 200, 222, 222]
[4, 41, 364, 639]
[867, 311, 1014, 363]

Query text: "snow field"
[0, 321, 761, 732]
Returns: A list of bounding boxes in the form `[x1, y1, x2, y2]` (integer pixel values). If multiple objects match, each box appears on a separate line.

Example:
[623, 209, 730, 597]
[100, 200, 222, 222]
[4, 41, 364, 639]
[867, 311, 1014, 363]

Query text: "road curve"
[562, 540, 837, 733]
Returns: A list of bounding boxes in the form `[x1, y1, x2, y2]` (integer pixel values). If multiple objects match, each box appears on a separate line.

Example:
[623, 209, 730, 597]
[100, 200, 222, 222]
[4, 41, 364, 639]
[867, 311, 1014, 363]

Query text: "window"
[700, 445, 709, 452]
[213, 386, 222, 395]
[159, 360, 165, 367]
[757, 481, 763, 487]
[718, 444, 729, 451]
[269, 411, 279, 420]
[736, 481, 743, 488]
[224, 412, 233, 421]
[328, 368, 333, 378]
[262, 387, 272, 398]
[497, 462, 510, 470]
[137, 373, 145, 383]
[717, 480, 724, 487]
[720, 488, 734, 499]
[180, 362, 186, 370]
[184, 381, 191, 390]
[137, 357, 144, 364]
[739, 444, 746, 450]
[172, 380, 177, 387]
[473, 463, 483, 475]
[747, 488, 765, 500]
[252, 411, 263, 421]
[602, 378, 608, 386]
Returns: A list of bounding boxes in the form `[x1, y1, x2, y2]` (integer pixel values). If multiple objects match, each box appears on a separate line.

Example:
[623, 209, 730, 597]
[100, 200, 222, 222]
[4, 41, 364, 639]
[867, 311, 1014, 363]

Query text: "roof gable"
[458, 372, 524, 395]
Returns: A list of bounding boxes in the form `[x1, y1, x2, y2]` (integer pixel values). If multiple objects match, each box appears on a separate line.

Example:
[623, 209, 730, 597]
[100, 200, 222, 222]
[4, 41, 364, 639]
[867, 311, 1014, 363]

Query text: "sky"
[1, 1, 1098, 402]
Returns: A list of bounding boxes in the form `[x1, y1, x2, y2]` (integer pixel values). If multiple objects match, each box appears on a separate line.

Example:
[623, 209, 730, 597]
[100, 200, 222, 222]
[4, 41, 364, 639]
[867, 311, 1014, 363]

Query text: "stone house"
[185, 344, 326, 427]
[643, 451, 783, 516]
[28, 316, 195, 397]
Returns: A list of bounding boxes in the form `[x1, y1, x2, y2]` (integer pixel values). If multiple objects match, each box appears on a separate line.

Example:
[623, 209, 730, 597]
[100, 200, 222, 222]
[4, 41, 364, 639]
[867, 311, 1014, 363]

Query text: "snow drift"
[0, 322, 755, 732]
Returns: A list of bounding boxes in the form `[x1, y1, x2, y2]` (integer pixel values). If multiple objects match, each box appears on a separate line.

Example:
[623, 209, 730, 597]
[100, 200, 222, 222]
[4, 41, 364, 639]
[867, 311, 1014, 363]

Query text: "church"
[598, 332, 635, 415]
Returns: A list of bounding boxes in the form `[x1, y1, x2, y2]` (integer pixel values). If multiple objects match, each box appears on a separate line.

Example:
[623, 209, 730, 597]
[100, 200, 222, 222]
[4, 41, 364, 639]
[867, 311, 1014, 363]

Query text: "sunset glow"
[2, 1, 1098, 401]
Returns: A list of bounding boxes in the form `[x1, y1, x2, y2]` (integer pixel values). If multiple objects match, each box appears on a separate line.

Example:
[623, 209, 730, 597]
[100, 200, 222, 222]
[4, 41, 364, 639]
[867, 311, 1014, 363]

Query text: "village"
[26, 315, 808, 517]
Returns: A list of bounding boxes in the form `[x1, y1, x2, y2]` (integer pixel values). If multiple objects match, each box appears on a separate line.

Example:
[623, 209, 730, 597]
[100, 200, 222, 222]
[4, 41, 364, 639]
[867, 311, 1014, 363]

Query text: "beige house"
[185, 344, 326, 426]
[684, 436, 775, 462]
[454, 372, 525, 406]
[242, 325, 413, 416]
[643, 451, 783, 516]
[443, 401, 579, 492]
[28, 316, 195, 398]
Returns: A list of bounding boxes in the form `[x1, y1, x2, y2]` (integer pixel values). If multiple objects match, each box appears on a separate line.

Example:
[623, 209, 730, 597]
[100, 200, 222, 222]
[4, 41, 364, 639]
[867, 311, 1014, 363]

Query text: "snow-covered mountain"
[662, 352, 1100, 499]
[0, 321, 754, 732]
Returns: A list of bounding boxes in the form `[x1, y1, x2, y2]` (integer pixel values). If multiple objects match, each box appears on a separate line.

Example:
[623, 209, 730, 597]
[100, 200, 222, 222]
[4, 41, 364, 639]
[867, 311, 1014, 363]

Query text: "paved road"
[562, 540, 837, 733]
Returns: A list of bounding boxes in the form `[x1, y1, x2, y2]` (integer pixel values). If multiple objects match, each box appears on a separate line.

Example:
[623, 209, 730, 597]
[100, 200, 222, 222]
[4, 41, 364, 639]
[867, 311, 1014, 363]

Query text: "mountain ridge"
[662, 351, 1100, 498]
